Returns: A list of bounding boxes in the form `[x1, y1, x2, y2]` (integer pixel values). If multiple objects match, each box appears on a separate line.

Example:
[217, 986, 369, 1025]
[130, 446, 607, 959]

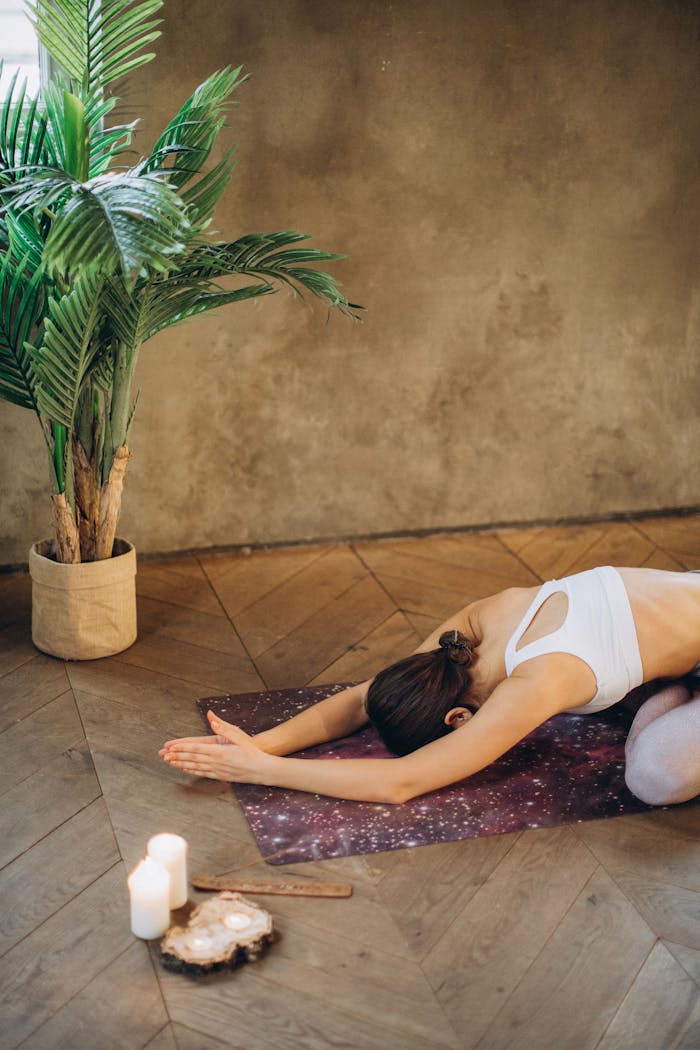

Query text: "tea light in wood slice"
[128, 857, 171, 939]
[147, 833, 188, 908]
[223, 911, 253, 932]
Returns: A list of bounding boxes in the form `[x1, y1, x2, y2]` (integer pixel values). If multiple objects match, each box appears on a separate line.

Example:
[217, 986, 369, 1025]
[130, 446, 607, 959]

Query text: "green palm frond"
[4, 209, 44, 272]
[180, 147, 236, 230]
[141, 66, 245, 229]
[6, 167, 192, 280]
[27, 274, 104, 428]
[41, 79, 137, 179]
[0, 64, 51, 179]
[102, 272, 273, 349]
[0, 246, 43, 411]
[26, 0, 163, 96]
[143, 283, 274, 338]
[185, 232, 362, 318]
[142, 67, 244, 186]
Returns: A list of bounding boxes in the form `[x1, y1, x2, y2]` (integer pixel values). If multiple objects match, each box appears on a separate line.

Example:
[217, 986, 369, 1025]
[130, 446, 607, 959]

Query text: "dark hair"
[365, 630, 477, 756]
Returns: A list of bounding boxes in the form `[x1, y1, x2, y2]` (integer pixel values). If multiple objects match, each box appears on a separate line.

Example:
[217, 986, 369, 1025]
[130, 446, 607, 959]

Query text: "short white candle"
[147, 833, 188, 908]
[128, 857, 171, 939]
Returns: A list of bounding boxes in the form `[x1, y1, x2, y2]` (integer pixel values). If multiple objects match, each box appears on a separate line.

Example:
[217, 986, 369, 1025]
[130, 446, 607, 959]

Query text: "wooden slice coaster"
[160, 892, 274, 975]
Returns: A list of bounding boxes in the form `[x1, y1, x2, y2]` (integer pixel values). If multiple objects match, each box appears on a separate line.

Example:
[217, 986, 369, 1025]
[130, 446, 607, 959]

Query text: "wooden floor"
[2, 515, 700, 1050]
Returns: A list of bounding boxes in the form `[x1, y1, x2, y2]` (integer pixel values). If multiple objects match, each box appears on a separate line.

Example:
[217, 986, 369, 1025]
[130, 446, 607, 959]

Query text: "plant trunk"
[95, 444, 130, 560]
[73, 440, 100, 562]
[51, 492, 81, 563]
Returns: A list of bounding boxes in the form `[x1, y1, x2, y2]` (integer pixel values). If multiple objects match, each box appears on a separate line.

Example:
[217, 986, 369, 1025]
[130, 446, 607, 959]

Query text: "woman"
[159, 565, 700, 806]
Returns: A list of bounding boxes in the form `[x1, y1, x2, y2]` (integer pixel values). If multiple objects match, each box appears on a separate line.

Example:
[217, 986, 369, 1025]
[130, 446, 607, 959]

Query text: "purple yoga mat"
[196, 685, 660, 866]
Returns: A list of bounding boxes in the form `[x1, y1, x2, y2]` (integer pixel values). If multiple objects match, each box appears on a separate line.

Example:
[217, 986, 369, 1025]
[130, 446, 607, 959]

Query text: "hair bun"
[438, 630, 473, 665]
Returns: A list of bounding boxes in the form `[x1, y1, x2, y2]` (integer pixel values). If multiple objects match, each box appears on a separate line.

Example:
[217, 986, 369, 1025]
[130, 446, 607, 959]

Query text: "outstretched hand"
[159, 711, 273, 784]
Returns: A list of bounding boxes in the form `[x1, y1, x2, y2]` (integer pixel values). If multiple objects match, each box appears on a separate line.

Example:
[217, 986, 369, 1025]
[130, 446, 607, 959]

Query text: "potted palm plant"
[0, 0, 359, 659]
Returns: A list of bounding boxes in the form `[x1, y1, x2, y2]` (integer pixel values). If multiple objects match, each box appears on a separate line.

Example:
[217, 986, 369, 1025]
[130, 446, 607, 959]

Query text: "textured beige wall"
[2, 0, 699, 564]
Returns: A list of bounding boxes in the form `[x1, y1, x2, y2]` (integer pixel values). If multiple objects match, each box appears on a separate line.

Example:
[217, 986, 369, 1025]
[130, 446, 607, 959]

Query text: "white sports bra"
[504, 565, 644, 713]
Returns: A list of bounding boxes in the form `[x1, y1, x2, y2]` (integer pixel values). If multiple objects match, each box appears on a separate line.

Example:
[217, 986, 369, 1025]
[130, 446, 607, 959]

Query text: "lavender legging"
[624, 670, 700, 806]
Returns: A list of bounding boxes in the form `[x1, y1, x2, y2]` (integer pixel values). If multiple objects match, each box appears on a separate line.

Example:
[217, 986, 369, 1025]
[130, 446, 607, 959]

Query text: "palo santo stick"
[192, 874, 353, 898]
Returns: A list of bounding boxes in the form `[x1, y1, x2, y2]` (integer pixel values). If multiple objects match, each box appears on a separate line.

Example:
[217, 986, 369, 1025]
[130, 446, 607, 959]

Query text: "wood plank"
[495, 523, 607, 579]
[0, 798, 119, 956]
[67, 656, 210, 712]
[145, 1025, 181, 1050]
[0, 655, 70, 734]
[575, 813, 700, 893]
[370, 832, 518, 959]
[309, 610, 419, 686]
[562, 521, 655, 573]
[607, 870, 700, 950]
[136, 559, 222, 614]
[135, 594, 246, 656]
[114, 632, 263, 694]
[641, 547, 688, 571]
[15, 940, 167, 1050]
[0, 691, 84, 797]
[478, 866, 656, 1050]
[420, 827, 598, 1047]
[664, 940, 700, 987]
[170, 1024, 229, 1050]
[245, 867, 416, 959]
[0, 743, 101, 869]
[255, 575, 395, 688]
[0, 620, 35, 678]
[199, 545, 326, 607]
[634, 516, 700, 563]
[368, 571, 484, 621]
[356, 533, 539, 584]
[355, 542, 528, 600]
[597, 941, 700, 1050]
[0, 571, 31, 629]
[496, 526, 546, 554]
[233, 546, 368, 658]
[0, 864, 134, 1049]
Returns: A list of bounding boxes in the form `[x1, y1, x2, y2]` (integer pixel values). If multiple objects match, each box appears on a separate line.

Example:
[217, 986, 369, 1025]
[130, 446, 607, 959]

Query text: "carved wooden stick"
[192, 874, 353, 898]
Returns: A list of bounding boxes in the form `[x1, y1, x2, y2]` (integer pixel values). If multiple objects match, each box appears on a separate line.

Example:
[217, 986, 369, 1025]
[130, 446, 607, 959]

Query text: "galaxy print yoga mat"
[196, 685, 653, 866]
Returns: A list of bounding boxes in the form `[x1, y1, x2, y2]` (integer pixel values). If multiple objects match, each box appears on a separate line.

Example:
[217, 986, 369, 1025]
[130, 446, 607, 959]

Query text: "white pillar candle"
[128, 857, 171, 939]
[147, 833, 188, 908]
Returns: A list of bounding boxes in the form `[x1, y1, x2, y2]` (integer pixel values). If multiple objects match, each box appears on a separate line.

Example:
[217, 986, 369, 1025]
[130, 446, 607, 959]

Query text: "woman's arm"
[162, 670, 564, 803]
[247, 681, 371, 756]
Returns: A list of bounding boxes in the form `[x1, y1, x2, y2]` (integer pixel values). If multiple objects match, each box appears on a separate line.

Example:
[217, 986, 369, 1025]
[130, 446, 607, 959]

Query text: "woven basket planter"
[29, 537, 137, 660]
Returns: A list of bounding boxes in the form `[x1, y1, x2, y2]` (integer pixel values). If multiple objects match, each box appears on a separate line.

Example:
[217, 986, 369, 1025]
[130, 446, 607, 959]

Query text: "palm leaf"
[183, 232, 362, 318]
[27, 274, 104, 428]
[102, 272, 273, 350]
[142, 67, 245, 186]
[26, 0, 163, 95]
[0, 247, 43, 411]
[37, 170, 191, 280]
[0, 64, 51, 179]
[141, 66, 245, 228]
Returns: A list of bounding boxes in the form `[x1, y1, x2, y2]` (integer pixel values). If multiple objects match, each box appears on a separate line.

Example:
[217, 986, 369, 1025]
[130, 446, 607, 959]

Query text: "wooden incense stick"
[191, 874, 353, 898]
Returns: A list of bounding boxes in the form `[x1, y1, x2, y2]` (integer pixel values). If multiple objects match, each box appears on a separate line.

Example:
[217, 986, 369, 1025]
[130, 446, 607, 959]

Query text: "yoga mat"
[195, 685, 666, 866]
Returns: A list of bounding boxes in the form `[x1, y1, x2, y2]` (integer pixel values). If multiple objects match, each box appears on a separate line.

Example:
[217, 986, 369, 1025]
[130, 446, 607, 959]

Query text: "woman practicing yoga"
[160, 565, 700, 807]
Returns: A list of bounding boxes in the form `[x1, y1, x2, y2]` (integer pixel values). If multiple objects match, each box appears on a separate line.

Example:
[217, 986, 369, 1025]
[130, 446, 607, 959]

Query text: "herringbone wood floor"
[1, 516, 700, 1050]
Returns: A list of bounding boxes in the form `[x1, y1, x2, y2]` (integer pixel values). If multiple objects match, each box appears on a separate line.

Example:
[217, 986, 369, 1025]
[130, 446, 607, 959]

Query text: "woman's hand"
[159, 713, 272, 784]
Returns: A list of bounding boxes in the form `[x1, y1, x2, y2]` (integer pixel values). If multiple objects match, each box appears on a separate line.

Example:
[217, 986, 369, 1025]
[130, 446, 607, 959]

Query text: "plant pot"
[29, 537, 137, 660]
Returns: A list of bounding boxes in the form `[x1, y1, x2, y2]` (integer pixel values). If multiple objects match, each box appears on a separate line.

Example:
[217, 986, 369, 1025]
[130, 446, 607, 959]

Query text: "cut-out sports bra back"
[504, 566, 644, 712]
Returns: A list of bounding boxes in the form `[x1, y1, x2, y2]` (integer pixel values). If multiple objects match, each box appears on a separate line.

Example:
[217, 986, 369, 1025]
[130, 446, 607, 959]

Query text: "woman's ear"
[444, 706, 473, 729]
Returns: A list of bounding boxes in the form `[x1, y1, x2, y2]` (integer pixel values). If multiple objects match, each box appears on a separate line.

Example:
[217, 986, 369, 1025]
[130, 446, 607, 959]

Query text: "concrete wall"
[2, 0, 699, 564]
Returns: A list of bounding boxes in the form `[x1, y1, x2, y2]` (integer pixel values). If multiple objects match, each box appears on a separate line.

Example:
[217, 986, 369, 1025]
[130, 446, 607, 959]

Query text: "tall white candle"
[128, 857, 171, 939]
[147, 833, 188, 908]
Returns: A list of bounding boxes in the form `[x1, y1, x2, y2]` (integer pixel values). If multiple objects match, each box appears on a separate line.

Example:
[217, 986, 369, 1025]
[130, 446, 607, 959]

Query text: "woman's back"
[471, 568, 700, 704]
